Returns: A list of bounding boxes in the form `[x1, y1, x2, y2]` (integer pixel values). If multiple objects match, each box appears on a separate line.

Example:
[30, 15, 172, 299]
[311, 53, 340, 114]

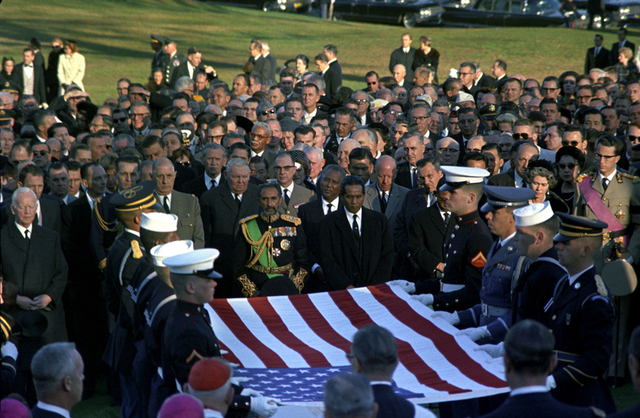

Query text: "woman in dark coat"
[412, 36, 439, 83]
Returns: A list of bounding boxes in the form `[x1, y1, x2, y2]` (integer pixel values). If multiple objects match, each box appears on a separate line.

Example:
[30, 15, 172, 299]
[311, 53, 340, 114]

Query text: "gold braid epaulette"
[280, 214, 301, 225]
[93, 197, 119, 232]
[620, 172, 640, 183]
[576, 170, 594, 183]
[241, 219, 274, 269]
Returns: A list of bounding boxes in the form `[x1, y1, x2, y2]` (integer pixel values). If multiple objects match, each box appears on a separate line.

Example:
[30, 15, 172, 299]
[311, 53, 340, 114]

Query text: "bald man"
[363, 155, 409, 227]
[337, 138, 360, 173]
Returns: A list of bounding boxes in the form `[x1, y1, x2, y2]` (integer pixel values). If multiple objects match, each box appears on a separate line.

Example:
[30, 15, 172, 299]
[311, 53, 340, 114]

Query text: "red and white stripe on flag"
[206, 283, 509, 406]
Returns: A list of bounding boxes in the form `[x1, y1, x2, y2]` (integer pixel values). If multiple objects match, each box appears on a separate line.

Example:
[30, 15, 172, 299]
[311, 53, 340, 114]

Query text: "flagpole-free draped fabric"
[206, 284, 508, 406]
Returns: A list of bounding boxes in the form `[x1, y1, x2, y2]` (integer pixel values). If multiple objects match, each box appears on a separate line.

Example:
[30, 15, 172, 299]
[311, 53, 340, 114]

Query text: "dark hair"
[504, 320, 555, 375]
[348, 147, 373, 165]
[295, 54, 309, 68]
[18, 164, 44, 184]
[341, 175, 365, 194]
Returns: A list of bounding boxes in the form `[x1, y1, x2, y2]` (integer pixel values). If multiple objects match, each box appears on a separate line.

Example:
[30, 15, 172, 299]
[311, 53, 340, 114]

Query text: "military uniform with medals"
[162, 42, 187, 86]
[547, 214, 616, 414]
[234, 213, 309, 297]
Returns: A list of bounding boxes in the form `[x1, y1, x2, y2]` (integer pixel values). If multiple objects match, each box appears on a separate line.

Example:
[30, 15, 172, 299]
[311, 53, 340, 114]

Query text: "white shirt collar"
[598, 169, 616, 183]
[510, 386, 548, 397]
[514, 171, 526, 188]
[204, 172, 221, 188]
[402, 47, 410, 53]
[251, 149, 265, 157]
[124, 227, 140, 237]
[568, 264, 594, 286]
[86, 193, 96, 210]
[499, 232, 516, 247]
[344, 206, 363, 229]
[15, 222, 33, 239]
[36, 401, 71, 418]
[282, 183, 294, 197]
[327, 58, 337, 65]
[370, 380, 392, 386]
[322, 196, 340, 214]
[159, 192, 172, 205]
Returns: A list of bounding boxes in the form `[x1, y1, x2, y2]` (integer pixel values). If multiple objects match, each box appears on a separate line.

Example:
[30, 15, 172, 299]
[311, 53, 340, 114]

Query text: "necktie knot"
[602, 178, 609, 191]
[326, 203, 333, 214]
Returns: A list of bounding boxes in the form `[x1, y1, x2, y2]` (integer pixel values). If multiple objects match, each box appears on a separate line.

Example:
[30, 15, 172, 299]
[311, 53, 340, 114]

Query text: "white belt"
[481, 303, 509, 317]
[157, 367, 163, 379]
[441, 283, 465, 293]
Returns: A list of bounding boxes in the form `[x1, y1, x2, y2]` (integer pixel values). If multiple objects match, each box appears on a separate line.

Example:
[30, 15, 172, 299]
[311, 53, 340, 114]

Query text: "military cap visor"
[111, 181, 162, 212]
[554, 212, 608, 242]
[164, 248, 223, 279]
[481, 185, 535, 213]
[439, 166, 489, 192]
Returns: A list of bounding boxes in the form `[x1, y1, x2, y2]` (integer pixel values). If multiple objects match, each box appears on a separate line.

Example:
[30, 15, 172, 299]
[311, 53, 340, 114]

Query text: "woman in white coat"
[57, 40, 85, 95]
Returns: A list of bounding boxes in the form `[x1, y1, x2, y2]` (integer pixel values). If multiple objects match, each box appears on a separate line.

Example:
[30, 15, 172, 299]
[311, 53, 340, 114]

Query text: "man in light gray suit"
[275, 151, 315, 217]
[153, 158, 204, 248]
[363, 155, 409, 228]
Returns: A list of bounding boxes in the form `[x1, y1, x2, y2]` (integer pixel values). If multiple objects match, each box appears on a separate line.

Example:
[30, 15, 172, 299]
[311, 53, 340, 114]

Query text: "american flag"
[206, 284, 508, 406]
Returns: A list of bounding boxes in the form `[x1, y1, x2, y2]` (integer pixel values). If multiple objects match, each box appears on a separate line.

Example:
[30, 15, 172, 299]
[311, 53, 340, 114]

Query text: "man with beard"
[234, 182, 308, 296]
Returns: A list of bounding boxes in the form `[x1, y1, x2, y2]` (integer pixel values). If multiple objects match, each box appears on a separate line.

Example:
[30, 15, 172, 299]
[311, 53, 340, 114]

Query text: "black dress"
[412, 48, 440, 82]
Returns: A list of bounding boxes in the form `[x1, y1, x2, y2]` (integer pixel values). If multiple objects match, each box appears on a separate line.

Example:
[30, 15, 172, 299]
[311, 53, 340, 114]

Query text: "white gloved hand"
[431, 311, 460, 325]
[474, 342, 504, 358]
[387, 280, 416, 294]
[220, 349, 229, 355]
[250, 396, 281, 418]
[1, 341, 18, 360]
[411, 294, 434, 305]
[230, 377, 250, 385]
[456, 326, 491, 342]
[241, 388, 263, 397]
[546, 375, 557, 390]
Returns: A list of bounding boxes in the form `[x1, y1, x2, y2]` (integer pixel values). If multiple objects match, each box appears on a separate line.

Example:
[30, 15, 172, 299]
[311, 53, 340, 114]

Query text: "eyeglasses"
[274, 165, 295, 171]
[113, 117, 128, 123]
[512, 133, 529, 140]
[438, 148, 459, 153]
[131, 113, 149, 119]
[558, 163, 576, 170]
[367, 81, 377, 86]
[413, 116, 429, 121]
[356, 99, 368, 104]
[541, 87, 560, 92]
[14, 204, 37, 211]
[227, 106, 242, 111]
[562, 140, 581, 147]
[386, 110, 403, 116]
[594, 153, 617, 160]
[177, 160, 191, 167]
[250, 133, 270, 140]
[34, 150, 49, 156]
[628, 135, 640, 143]
[207, 134, 224, 142]
[260, 109, 276, 116]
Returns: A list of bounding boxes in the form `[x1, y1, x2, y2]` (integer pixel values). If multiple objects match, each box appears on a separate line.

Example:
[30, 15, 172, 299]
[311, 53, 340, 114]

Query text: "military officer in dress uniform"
[546, 213, 616, 414]
[162, 249, 279, 418]
[410, 166, 494, 312]
[429, 186, 535, 345]
[161, 37, 187, 86]
[234, 183, 309, 297]
[103, 181, 161, 418]
[150, 34, 166, 72]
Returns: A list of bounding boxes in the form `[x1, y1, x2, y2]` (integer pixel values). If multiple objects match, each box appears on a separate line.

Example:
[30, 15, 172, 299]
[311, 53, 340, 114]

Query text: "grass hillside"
[3, 0, 640, 103]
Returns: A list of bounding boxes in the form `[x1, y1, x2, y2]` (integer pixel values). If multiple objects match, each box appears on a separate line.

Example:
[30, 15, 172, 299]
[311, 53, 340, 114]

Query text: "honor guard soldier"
[546, 213, 616, 414]
[162, 37, 187, 86]
[150, 34, 166, 72]
[410, 166, 494, 312]
[234, 183, 309, 297]
[103, 181, 161, 418]
[430, 186, 535, 344]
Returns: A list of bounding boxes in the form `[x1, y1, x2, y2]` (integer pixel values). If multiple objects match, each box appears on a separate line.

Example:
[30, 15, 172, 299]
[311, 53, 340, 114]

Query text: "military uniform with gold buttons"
[234, 213, 309, 297]
[161, 37, 187, 86]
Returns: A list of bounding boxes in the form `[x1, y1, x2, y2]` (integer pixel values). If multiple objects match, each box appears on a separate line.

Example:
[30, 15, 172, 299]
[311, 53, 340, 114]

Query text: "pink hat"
[158, 394, 204, 418]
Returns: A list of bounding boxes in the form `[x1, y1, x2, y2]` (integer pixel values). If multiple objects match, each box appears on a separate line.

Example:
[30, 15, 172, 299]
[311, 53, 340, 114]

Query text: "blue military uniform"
[150, 34, 167, 71]
[161, 37, 187, 86]
[547, 213, 616, 413]
[457, 186, 535, 343]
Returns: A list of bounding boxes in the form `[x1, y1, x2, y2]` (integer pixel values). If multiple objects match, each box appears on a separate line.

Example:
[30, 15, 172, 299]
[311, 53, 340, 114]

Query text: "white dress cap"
[141, 212, 178, 233]
[440, 166, 490, 186]
[513, 201, 554, 227]
[150, 240, 194, 267]
[163, 248, 221, 277]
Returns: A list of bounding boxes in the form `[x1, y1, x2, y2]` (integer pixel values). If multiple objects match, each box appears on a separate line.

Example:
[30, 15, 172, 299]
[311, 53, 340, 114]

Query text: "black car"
[442, 0, 566, 27]
[331, 0, 446, 28]
[200, 0, 312, 13]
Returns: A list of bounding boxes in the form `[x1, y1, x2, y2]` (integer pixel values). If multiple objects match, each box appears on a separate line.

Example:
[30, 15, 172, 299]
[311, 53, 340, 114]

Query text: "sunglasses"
[512, 133, 529, 140]
[558, 163, 576, 170]
[260, 109, 276, 116]
[628, 135, 640, 143]
[34, 150, 49, 156]
[113, 117, 128, 123]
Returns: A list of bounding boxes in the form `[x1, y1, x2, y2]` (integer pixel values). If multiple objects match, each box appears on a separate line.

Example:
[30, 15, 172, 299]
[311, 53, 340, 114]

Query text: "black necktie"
[326, 203, 333, 214]
[411, 167, 418, 188]
[34, 213, 39, 226]
[353, 214, 360, 239]
[284, 189, 290, 205]
[521, 179, 527, 188]
[163, 196, 170, 214]
[602, 178, 609, 191]
[25, 229, 30, 240]
[443, 212, 450, 227]
[235, 194, 241, 208]
[210, 179, 216, 189]
[25, 65, 33, 68]
[380, 192, 388, 213]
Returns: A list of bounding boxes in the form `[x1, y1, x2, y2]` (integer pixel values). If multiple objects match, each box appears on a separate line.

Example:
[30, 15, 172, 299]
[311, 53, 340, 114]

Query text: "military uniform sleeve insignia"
[470, 251, 487, 268]
[185, 348, 204, 364]
[237, 274, 257, 297]
[594, 275, 608, 297]
[131, 241, 143, 259]
[280, 214, 301, 226]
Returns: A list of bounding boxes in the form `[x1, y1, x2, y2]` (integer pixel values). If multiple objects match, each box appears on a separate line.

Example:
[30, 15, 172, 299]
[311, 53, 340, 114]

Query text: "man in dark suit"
[169, 46, 217, 90]
[585, 34, 611, 74]
[611, 27, 636, 62]
[31, 342, 84, 418]
[349, 325, 436, 418]
[477, 320, 602, 418]
[182, 143, 226, 199]
[319, 176, 394, 289]
[324, 107, 355, 155]
[1, 164, 63, 236]
[298, 164, 344, 293]
[249, 41, 271, 86]
[315, 53, 341, 104]
[389, 34, 416, 85]
[200, 158, 260, 297]
[61, 161, 109, 398]
[153, 158, 204, 249]
[15, 48, 47, 105]
[395, 131, 426, 189]
[324, 44, 342, 83]
[262, 43, 277, 82]
[363, 156, 409, 228]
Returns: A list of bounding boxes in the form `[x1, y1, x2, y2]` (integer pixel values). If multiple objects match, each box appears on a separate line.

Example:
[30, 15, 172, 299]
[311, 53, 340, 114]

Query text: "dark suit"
[393, 188, 432, 277]
[1, 223, 68, 344]
[323, 132, 350, 156]
[169, 61, 216, 90]
[478, 392, 602, 418]
[611, 40, 636, 62]
[251, 55, 271, 84]
[329, 60, 342, 83]
[182, 173, 218, 199]
[363, 184, 409, 229]
[15, 62, 47, 104]
[31, 406, 68, 418]
[322, 67, 341, 103]
[319, 207, 394, 289]
[1, 194, 63, 237]
[487, 170, 516, 187]
[475, 73, 495, 89]
[278, 184, 315, 217]
[264, 53, 277, 81]
[372, 384, 427, 418]
[608, 403, 640, 418]
[200, 182, 260, 297]
[161, 190, 204, 248]
[407, 202, 447, 276]
[389, 47, 417, 83]
[585, 46, 611, 74]
[394, 161, 416, 189]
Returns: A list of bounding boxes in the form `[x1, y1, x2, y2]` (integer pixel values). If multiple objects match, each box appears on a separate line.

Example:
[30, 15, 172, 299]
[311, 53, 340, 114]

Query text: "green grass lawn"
[3, 0, 640, 104]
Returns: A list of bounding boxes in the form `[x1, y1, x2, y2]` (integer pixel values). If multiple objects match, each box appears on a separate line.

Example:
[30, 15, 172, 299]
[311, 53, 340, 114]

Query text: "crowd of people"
[1, 28, 640, 418]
